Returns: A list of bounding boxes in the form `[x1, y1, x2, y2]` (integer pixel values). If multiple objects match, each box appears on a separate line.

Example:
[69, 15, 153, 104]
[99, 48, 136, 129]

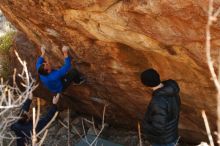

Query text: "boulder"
[0, 0, 219, 144]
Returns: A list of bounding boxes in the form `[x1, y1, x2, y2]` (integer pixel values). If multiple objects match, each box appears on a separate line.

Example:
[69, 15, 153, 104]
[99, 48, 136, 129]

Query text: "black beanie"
[140, 68, 161, 87]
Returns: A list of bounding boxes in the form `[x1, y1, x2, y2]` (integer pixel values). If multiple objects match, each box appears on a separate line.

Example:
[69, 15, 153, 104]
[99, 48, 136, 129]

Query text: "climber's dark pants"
[61, 68, 83, 91]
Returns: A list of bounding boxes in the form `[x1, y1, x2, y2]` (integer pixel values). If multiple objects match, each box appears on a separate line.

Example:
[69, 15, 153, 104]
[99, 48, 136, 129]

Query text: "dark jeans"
[152, 140, 178, 146]
[61, 68, 83, 91]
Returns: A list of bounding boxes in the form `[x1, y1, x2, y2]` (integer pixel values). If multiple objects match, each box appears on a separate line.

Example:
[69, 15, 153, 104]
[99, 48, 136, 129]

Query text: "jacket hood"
[153, 79, 180, 97]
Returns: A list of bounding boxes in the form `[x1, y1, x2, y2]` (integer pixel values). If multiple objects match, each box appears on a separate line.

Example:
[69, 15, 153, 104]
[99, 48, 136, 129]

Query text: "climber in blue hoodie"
[36, 45, 85, 93]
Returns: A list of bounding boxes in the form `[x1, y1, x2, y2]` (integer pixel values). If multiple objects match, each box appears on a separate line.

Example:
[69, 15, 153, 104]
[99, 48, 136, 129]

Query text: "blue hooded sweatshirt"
[36, 56, 71, 93]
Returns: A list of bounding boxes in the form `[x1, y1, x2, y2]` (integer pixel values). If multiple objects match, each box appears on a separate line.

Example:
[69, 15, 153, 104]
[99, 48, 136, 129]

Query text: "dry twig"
[202, 110, 214, 146]
[205, 0, 220, 145]
[0, 51, 37, 146]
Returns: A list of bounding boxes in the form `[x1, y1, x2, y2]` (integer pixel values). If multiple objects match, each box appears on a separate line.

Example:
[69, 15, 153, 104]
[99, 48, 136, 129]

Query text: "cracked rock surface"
[1, 0, 220, 143]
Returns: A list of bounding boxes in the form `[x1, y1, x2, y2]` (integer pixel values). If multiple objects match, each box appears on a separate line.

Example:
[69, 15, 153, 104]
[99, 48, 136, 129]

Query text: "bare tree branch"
[202, 110, 215, 146]
[0, 51, 37, 146]
[60, 104, 108, 146]
[205, 0, 220, 145]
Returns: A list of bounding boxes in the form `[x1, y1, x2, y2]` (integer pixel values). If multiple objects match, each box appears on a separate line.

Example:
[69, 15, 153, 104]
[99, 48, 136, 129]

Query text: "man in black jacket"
[11, 94, 60, 146]
[140, 68, 181, 146]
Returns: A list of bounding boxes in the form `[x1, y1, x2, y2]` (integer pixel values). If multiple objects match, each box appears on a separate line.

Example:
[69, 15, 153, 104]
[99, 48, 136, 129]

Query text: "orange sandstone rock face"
[1, 0, 219, 143]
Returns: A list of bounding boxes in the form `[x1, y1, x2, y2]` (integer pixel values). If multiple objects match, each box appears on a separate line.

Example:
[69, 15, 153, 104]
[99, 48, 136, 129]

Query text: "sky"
[0, 10, 14, 37]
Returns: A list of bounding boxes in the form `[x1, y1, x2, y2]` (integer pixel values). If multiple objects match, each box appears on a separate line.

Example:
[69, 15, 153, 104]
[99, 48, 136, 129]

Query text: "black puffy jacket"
[142, 79, 181, 144]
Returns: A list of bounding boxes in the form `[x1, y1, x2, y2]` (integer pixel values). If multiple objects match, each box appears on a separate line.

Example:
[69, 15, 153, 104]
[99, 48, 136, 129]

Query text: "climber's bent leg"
[61, 68, 85, 91]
